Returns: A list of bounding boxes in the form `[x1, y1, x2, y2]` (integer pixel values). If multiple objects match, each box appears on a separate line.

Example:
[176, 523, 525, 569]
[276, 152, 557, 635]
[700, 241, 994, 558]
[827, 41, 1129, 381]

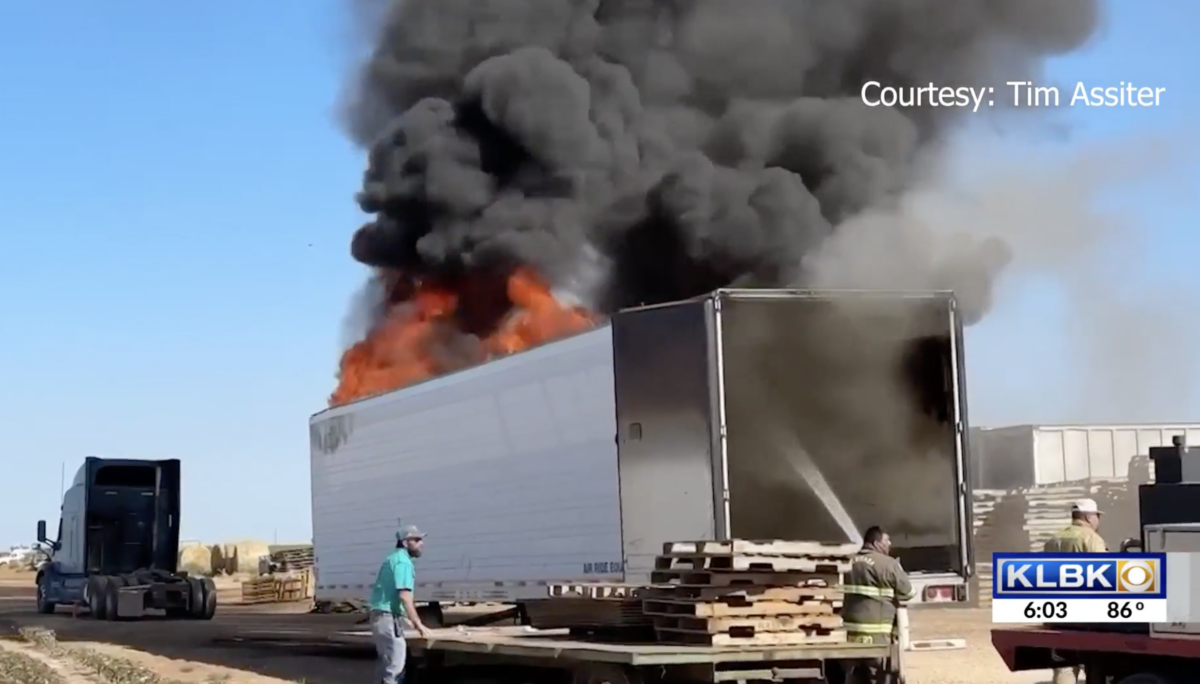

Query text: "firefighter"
[1043, 498, 1105, 684]
[1044, 498, 1106, 553]
[842, 526, 915, 684]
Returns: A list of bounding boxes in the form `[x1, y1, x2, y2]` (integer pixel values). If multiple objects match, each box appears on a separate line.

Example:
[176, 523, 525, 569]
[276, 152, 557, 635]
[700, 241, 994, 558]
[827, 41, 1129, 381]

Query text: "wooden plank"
[650, 570, 841, 586]
[653, 614, 844, 634]
[644, 584, 839, 602]
[643, 599, 835, 618]
[655, 555, 850, 574]
[664, 540, 860, 558]
[654, 627, 846, 647]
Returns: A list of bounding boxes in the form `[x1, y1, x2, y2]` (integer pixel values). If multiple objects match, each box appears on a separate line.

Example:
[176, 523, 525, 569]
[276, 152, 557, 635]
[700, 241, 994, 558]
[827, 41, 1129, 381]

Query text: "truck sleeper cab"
[35, 457, 216, 621]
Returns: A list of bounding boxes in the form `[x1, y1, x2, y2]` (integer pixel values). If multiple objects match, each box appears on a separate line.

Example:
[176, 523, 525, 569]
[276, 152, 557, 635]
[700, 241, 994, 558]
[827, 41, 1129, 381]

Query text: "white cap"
[1072, 498, 1102, 515]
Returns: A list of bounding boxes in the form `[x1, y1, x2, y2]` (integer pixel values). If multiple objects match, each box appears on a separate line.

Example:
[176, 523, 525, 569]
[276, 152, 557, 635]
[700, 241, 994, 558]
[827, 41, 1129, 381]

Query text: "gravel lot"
[906, 609, 1048, 684]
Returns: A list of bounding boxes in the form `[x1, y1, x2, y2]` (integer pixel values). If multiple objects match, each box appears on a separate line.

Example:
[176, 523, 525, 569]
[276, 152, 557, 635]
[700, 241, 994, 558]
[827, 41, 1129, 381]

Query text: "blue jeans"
[370, 611, 407, 684]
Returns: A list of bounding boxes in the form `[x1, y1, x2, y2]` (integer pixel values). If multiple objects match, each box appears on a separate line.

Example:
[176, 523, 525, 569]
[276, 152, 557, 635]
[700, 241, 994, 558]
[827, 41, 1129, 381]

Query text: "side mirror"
[36, 520, 46, 544]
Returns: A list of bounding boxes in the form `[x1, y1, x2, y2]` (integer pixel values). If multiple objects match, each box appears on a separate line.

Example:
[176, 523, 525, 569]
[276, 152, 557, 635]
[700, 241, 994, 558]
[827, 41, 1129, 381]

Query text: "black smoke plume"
[343, 0, 1099, 317]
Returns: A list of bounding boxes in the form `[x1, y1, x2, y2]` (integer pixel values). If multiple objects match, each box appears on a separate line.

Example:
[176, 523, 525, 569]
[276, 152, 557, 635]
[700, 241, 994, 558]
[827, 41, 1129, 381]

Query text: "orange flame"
[330, 267, 596, 406]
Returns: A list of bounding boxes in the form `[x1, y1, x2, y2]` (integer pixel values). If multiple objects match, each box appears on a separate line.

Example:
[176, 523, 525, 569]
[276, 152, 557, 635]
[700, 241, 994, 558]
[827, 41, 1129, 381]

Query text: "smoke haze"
[339, 0, 1101, 319]
[937, 136, 1200, 424]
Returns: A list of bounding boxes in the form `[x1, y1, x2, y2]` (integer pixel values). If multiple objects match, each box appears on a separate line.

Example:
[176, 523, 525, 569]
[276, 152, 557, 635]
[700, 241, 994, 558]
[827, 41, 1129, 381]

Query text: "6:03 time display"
[1023, 601, 1068, 619]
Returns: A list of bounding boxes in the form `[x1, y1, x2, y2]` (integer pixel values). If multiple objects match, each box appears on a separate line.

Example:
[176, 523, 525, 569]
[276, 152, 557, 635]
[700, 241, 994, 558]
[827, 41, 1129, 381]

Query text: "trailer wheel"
[571, 663, 644, 684]
[102, 578, 121, 621]
[86, 576, 109, 620]
[35, 574, 55, 614]
[199, 577, 217, 620]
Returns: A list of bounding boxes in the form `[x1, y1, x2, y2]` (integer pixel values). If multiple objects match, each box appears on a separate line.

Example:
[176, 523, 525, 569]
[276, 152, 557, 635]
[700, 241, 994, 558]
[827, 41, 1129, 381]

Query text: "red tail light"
[923, 585, 955, 602]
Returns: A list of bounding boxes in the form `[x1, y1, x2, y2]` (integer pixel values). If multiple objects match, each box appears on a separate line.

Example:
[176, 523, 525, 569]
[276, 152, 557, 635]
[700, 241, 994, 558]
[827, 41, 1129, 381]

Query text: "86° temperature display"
[993, 598, 1167, 623]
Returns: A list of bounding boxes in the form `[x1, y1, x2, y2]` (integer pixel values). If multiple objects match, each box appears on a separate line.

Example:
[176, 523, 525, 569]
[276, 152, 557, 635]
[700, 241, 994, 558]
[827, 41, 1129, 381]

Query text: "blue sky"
[1, 1, 1195, 548]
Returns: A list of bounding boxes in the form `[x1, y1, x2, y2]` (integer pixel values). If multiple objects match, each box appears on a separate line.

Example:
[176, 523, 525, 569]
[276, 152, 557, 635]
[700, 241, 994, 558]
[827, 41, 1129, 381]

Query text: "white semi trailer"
[309, 288, 975, 618]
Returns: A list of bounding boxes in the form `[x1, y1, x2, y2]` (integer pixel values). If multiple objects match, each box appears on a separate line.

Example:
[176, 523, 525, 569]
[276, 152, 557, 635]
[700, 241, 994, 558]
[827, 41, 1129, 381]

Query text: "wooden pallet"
[652, 614, 843, 633]
[647, 540, 853, 647]
[664, 540, 860, 558]
[240, 571, 313, 605]
[240, 578, 277, 604]
[644, 583, 838, 602]
[269, 546, 315, 571]
[655, 554, 851, 574]
[655, 626, 846, 647]
[644, 598, 835, 618]
[649, 569, 842, 586]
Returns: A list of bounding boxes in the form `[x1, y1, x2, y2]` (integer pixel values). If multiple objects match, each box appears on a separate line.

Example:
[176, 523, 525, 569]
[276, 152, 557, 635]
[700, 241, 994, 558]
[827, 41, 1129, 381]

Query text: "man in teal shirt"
[368, 525, 430, 684]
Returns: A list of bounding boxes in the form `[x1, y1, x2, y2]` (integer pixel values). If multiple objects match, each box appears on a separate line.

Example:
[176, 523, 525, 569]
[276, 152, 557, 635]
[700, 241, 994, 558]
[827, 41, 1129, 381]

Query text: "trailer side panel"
[309, 327, 623, 602]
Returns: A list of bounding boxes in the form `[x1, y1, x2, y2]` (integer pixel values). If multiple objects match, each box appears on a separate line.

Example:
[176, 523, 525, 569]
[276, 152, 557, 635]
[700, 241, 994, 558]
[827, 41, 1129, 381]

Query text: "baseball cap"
[396, 524, 425, 541]
[1072, 498, 1102, 515]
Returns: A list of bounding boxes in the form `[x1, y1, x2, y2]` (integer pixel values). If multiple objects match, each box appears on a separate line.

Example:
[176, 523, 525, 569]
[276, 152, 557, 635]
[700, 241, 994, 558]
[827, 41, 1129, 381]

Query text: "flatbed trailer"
[226, 625, 900, 683]
[992, 626, 1198, 684]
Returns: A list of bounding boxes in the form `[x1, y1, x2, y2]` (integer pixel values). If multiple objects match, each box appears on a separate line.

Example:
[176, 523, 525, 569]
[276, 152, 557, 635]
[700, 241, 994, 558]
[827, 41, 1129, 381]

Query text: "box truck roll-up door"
[715, 291, 969, 576]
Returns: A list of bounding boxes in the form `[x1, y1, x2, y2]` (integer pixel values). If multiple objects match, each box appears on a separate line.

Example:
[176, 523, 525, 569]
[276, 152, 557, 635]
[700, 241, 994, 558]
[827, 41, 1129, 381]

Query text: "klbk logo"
[994, 554, 1164, 598]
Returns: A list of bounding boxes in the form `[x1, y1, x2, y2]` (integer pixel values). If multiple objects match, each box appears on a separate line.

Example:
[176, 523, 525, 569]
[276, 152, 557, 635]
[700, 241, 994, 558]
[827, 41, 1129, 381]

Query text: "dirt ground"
[0, 570, 1052, 683]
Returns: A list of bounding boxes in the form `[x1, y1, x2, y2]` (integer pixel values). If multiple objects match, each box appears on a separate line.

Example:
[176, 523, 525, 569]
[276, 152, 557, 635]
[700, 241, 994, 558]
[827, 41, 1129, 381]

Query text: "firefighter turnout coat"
[842, 549, 916, 637]
[1043, 519, 1107, 553]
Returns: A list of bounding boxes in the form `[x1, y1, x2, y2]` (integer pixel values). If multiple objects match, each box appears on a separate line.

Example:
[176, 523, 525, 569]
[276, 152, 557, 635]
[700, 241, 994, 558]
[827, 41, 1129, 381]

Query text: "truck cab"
[35, 457, 216, 620]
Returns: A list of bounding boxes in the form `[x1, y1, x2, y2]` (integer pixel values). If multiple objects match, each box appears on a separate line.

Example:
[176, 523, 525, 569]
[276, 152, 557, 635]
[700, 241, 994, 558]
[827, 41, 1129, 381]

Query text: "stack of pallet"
[644, 540, 857, 647]
[969, 478, 1143, 606]
[239, 569, 314, 604]
[268, 545, 315, 571]
[970, 489, 1006, 604]
[1023, 485, 1093, 549]
[972, 490, 1005, 532]
[240, 576, 276, 604]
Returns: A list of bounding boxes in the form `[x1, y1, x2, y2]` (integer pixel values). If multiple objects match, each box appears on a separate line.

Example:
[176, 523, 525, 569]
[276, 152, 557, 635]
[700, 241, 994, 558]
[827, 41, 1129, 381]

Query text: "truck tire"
[35, 574, 55, 614]
[102, 578, 121, 621]
[86, 576, 109, 620]
[186, 577, 208, 619]
[199, 578, 217, 620]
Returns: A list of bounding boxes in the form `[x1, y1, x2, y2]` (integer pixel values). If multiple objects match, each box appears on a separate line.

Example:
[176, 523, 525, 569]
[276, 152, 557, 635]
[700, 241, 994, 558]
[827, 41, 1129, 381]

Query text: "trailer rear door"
[714, 289, 970, 577]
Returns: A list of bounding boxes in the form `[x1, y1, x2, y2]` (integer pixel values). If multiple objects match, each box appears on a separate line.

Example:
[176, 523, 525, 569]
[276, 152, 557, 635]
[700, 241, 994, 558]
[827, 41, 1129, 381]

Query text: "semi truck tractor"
[35, 457, 217, 620]
[309, 288, 975, 620]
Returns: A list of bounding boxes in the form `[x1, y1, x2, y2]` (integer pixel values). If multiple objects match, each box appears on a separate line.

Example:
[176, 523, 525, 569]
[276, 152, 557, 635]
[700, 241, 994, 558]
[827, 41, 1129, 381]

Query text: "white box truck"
[309, 289, 974, 611]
